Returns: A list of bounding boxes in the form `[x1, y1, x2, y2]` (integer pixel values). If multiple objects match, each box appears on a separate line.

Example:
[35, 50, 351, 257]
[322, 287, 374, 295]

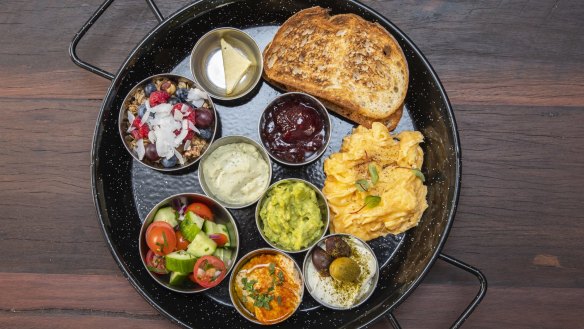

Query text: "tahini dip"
[306, 237, 376, 308]
[202, 142, 269, 205]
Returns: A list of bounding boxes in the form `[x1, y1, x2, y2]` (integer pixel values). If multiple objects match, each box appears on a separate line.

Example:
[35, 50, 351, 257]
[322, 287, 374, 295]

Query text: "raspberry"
[171, 103, 194, 121]
[132, 116, 142, 128]
[149, 90, 170, 107]
[171, 103, 183, 116]
[131, 129, 142, 140]
[187, 110, 196, 124]
[184, 130, 194, 141]
[139, 124, 150, 138]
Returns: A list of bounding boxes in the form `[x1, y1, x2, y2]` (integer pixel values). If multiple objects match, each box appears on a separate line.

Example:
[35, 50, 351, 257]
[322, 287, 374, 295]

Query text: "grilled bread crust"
[263, 6, 408, 130]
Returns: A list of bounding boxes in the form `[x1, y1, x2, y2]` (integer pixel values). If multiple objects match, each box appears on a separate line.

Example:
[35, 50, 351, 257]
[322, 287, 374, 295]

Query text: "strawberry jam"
[260, 94, 327, 164]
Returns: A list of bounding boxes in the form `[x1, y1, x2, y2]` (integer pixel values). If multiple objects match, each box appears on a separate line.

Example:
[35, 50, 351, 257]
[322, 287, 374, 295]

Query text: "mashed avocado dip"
[259, 181, 324, 251]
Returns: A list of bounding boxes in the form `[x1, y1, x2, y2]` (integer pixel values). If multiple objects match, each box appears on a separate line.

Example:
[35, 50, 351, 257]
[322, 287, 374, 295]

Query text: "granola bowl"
[118, 73, 218, 171]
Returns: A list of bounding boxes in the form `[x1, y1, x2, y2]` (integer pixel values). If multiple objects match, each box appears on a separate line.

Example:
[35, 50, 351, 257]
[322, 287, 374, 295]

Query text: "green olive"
[329, 257, 361, 282]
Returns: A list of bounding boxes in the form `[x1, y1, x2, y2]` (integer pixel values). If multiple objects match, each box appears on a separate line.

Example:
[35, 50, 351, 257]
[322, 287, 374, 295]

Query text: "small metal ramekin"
[190, 27, 263, 100]
[255, 178, 330, 253]
[229, 248, 304, 325]
[118, 73, 218, 172]
[258, 92, 332, 166]
[198, 135, 272, 209]
[302, 233, 380, 310]
[138, 193, 239, 293]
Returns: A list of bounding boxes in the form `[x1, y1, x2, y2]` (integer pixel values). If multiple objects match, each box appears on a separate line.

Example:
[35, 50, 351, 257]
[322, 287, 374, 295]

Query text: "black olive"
[325, 236, 351, 258]
[311, 246, 333, 276]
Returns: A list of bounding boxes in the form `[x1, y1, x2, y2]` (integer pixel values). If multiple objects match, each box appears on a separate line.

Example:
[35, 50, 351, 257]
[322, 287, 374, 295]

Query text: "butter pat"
[220, 38, 251, 94]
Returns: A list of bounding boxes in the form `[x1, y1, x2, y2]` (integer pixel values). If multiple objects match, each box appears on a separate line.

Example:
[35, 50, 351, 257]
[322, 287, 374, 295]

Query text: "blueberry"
[198, 129, 213, 141]
[169, 97, 180, 105]
[175, 88, 189, 101]
[137, 104, 147, 117]
[144, 83, 157, 96]
[161, 156, 178, 168]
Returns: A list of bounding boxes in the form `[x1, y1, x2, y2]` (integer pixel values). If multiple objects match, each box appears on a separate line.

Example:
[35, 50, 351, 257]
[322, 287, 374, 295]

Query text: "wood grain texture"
[0, 0, 583, 328]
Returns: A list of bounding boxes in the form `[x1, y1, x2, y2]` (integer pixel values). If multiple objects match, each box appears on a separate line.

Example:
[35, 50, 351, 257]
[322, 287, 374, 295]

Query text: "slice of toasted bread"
[263, 6, 408, 130]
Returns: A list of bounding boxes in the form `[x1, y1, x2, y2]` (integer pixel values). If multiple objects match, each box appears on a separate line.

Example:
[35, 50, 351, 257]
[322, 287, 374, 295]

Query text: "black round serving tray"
[77, 0, 469, 328]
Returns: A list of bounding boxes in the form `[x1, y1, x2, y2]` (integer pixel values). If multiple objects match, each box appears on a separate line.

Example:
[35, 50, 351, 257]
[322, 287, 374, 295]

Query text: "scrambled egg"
[323, 123, 428, 241]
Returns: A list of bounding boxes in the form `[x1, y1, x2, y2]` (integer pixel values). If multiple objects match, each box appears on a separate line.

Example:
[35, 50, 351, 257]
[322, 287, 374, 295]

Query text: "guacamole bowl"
[255, 178, 329, 253]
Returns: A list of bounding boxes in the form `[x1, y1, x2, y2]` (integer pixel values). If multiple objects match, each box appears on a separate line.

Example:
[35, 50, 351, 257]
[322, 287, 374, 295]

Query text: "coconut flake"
[180, 104, 189, 113]
[191, 98, 205, 108]
[184, 139, 191, 151]
[127, 126, 136, 133]
[187, 88, 208, 103]
[187, 89, 201, 102]
[148, 131, 156, 143]
[173, 109, 183, 121]
[142, 109, 152, 124]
[127, 111, 135, 125]
[155, 128, 176, 159]
[135, 139, 145, 160]
[187, 121, 201, 134]
[151, 103, 172, 114]
[174, 149, 185, 165]
[194, 88, 208, 100]
[174, 120, 189, 146]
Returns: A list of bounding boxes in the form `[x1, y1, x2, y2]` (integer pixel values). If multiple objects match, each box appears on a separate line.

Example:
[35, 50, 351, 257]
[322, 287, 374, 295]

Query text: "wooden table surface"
[1, 0, 582, 328]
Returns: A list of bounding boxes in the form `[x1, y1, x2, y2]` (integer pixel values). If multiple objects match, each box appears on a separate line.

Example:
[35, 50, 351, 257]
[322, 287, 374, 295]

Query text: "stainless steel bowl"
[190, 27, 263, 100]
[258, 92, 332, 166]
[302, 233, 380, 310]
[229, 248, 304, 325]
[138, 193, 239, 293]
[198, 135, 272, 209]
[118, 73, 217, 172]
[255, 178, 330, 253]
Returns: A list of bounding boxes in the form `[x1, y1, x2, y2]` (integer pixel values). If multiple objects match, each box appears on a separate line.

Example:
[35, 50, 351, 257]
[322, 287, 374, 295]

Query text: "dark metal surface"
[71, 0, 487, 328]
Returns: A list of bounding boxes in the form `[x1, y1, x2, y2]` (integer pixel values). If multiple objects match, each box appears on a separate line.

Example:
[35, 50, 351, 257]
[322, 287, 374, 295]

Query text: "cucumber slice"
[212, 248, 233, 266]
[169, 271, 189, 286]
[165, 251, 197, 273]
[180, 211, 205, 241]
[187, 232, 217, 257]
[153, 207, 178, 227]
[216, 224, 231, 247]
[203, 220, 218, 235]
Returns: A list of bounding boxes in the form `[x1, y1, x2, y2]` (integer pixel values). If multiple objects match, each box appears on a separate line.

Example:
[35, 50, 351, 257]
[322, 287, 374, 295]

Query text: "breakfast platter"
[71, 0, 487, 328]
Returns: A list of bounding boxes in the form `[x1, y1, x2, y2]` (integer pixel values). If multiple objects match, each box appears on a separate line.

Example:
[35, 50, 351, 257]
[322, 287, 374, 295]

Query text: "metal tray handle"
[385, 253, 487, 329]
[69, 0, 163, 80]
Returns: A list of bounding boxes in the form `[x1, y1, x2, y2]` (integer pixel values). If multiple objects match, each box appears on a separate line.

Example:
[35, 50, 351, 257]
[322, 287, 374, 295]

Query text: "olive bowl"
[302, 233, 380, 310]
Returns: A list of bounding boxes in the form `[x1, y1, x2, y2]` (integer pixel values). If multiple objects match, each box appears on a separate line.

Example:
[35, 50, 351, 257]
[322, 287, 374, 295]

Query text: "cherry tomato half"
[146, 221, 177, 256]
[145, 249, 168, 274]
[186, 203, 214, 221]
[193, 255, 226, 288]
[208, 233, 228, 247]
[176, 231, 190, 251]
